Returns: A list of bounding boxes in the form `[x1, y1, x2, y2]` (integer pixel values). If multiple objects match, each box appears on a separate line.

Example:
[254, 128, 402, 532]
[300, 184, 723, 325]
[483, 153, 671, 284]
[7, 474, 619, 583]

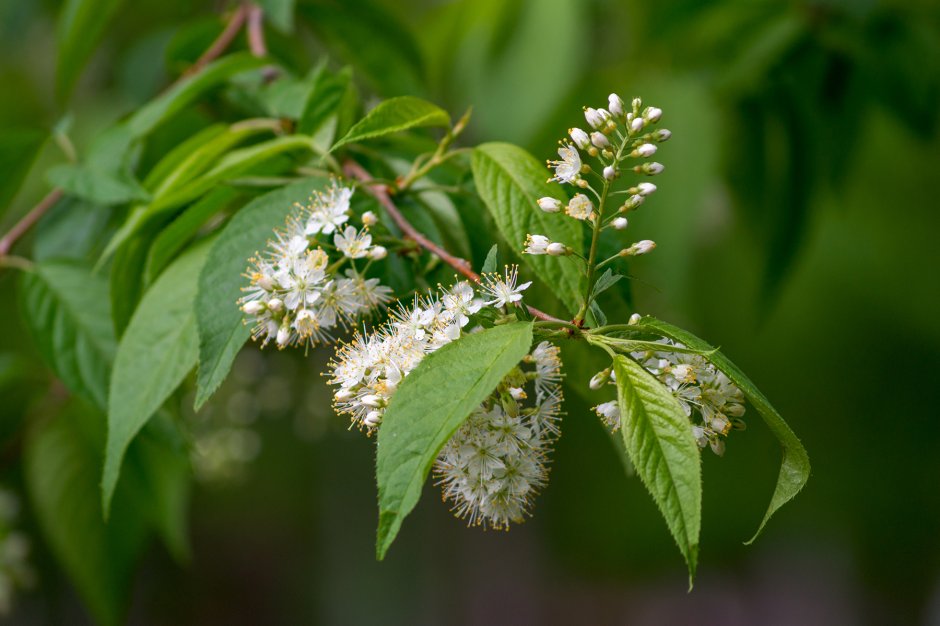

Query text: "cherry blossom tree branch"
[0, 189, 64, 257]
[182, 5, 248, 80]
[343, 160, 564, 323]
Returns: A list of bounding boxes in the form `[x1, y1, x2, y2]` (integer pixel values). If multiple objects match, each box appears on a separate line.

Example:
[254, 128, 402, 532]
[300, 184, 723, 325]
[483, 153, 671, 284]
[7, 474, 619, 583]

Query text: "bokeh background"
[1, 0, 939, 624]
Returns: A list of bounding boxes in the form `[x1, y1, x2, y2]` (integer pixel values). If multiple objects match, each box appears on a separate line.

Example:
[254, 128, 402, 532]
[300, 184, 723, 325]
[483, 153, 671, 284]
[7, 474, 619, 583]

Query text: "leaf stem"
[180, 5, 249, 82]
[0, 188, 64, 257]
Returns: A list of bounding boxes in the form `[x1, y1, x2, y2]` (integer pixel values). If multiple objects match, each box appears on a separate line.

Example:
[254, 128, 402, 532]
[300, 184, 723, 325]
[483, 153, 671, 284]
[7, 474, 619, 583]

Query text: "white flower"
[634, 143, 657, 157]
[481, 265, 531, 308]
[630, 117, 644, 133]
[608, 93, 624, 117]
[305, 182, 353, 235]
[441, 281, 482, 327]
[644, 106, 662, 122]
[334, 226, 372, 259]
[637, 182, 657, 196]
[537, 197, 562, 213]
[628, 313, 641, 325]
[568, 127, 590, 149]
[655, 129, 672, 142]
[547, 242, 568, 256]
[361, 211, 378, 226]
[644, 162, 664, 175]
[611, 217, 628, 230]
[603, 165, 616, 180]
[524, 234, 551, 255]
[584, 107, 610, 129]
[594, 401, 621, 430]
[590, 131, 609, 148]
[565, 193, 595, 221]
[548, 142, 582, 185]
[622, 240, 656, 256]
[242, 300, 265, 315]
[368, 245, 387, 260]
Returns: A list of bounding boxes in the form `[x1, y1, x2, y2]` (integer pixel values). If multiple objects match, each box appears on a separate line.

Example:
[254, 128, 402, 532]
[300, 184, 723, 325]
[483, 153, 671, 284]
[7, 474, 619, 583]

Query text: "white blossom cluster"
[327, 267, 531, 433]
[591, 339, 746, 456]
[525, 93, 672, 261]
[434, 341, 563, 530]
[239, 181, 392, 349]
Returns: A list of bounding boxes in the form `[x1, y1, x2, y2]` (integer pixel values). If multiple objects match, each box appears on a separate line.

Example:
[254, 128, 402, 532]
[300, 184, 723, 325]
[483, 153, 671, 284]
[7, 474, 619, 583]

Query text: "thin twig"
[246, 3, 280, 82]
[182, 5, 248, 80]
[343, 160, 563, 323]
[0, 189, 64, 257]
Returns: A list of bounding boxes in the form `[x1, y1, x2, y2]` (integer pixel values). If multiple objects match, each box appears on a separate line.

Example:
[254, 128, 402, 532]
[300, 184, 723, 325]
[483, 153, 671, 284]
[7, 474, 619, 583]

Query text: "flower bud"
[603, 165, 617, 180]
[242, 300, 266, 315]
[621, 240, 656, 256]
[335, 388, 354, 402]
[255, 273, 275, 291]
[584, 107, 610, 129]
[654, 128, 672, 142]
[537, 197, 562, 213]
[276, 325, 290, 347]
[589, 368, 611, 389]
[611, 217, 628, 230]
[361, 394, 384, 408]
[643, 162, 664, 175]
[608, 93, 624, 117]
[524, 234, 551, 255]
[637, 182, 657, 196]
[621, 194, 644, 211]
[267, 297, 283, 312]
[634, 143, 657, 158]
[628, 313, 642, 325]
[569, 127, 590, 149]
[364, 411, 382, 428]
[361, 211, 378, 226]
[590, 131, 609, 149]
[630, 117, 645, 133]
[368, 245, 387, 260]
[546, 242, 569, 256]
[644, 106, 663, 123]
[631, 97, 642, 110]
[509, 387, 527, 400]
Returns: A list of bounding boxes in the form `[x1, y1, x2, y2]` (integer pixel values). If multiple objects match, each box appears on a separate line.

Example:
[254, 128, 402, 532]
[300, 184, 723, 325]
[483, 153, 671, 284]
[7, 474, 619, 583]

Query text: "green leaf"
[331, 96, 449, 152]
[298, 66, 352, 136]
[0, 127, 46, 213]
[258, 0, 295, 32]
[631, 316, 810, 542]
[145, 186, 242, 283]
[55, 0, 124, 101]
[471, 142, 585, 315]
[375, 322, 534, 559]
[194, 178, 328, 410]
[47, 163, 149, 205]
[591, 269, 623, 299]
[102, 241, 211, 516]
[25, 403, 149, 626]
[108, 234, 151, 337]
[481, 244, 499, 274]
[18, 262, 115, 410]
[612, 354, 701, 581]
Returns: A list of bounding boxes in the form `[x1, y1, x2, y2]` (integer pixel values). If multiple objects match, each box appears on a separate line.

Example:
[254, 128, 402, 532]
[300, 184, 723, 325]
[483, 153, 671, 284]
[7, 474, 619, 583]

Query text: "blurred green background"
[1, 0, 939, 624]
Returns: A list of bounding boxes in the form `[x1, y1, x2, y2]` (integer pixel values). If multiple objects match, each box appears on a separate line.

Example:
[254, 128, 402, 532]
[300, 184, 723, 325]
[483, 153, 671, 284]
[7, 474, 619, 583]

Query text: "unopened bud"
[267, 297, 283, 312]
[368, 245, 387, 260]
[611, 217, 628, 230]
[276, 325, 290, 347]
[569, 127, 590, 149]
[628, 313, 642, 325]
[256, 274, 275, 291]
[361, 211, 378, 226]
[643, 162, 664, 175]
[589, 368, 611, 389]
[644, 106, 663, 123]
[242, 300, 266, 315]
[637, 182, 657, 196]
[654, 128, 672, 142]
[608, 93, 624, 117]
[361, 394, 384, 408]
[364, 411, 382, 428]
[509, 387, 527, 400]
[634, 143, 657, 158]
[621, 194, 644, 211]
[622, 240, 656, 256]
[546, 242, 569, 256]
[630, 118, 645, 133]
[584, 107, 610, 129]
[603, 165, 617, 180]
[590, 131, 609, 149]
[631, 97, 642, 110]
[335, 388, 355, 402]
[537, 197, 562, 213]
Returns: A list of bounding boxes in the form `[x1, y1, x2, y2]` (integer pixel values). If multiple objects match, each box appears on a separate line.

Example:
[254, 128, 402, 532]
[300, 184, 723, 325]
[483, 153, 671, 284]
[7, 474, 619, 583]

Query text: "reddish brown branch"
[182, 5, 248, 80]
[343, 160, 563, 323]
[0, 188, 64, 257]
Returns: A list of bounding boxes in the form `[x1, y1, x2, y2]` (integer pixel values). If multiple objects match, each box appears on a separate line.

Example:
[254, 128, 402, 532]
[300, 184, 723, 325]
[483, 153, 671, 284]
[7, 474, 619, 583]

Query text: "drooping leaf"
[18, 262, 115, 410]
[0, 127, 46, 214]
[471, 142, 584, 315]
[193, 178, 328, 410]
[481, 244, 499, 274]
[375, 322, 534, 559]
[612, 354, 701, 581]
[55, 0, 124, 100]
[102, 241, 211, 515]
[298, 66, 352, 136]
[46, 163, 150, 205]
[331, 96, 449, 152]
[631, 316, 810, 541]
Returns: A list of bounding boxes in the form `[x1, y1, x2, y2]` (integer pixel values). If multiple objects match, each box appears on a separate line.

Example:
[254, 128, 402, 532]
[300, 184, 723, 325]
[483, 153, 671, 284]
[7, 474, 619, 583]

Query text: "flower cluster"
[591, 339, 746, 456]
[239, 181, 392, 349]
[434, 341, 563, 530]
[327, 267, 531, 433]
[525, 94, 671, 261]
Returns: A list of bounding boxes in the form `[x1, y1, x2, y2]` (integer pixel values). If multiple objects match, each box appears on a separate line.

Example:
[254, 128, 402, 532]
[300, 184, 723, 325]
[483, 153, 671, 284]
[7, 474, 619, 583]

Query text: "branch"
[343, 160, 563, 323]
[182, 5, 248, 80]
[246, 4, 280, 82]
[0, 189, 64, 257]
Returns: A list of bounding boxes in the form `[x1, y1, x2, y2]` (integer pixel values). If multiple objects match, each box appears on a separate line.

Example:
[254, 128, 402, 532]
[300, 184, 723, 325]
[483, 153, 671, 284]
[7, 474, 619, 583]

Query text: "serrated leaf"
[55, 0, 124, 101]
[194, 178, 328, 410]
[19, 262, 115, 410]
[591, 269, 622, 299]
[102, 241, 211, 515]
[331, 96, 449, 152]
[631, 316, 810, 542]
[47, 163, 149, 205]
[0, 127, 46, 214]
[612, 354, 701, 581]
[471, 142, 584, 315]
[375, 322, 533, 559]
